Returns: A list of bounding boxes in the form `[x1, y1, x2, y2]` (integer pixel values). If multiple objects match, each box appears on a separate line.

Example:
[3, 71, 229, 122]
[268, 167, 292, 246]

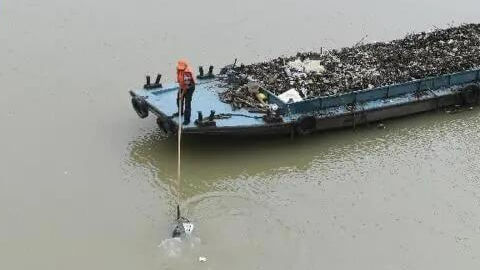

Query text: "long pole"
[176, 94, 182, 219]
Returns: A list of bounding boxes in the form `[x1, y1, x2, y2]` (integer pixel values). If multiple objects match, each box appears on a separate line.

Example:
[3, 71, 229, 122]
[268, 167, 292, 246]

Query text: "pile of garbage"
[219, 81, 270, 111]
[220, 23, 480, 109]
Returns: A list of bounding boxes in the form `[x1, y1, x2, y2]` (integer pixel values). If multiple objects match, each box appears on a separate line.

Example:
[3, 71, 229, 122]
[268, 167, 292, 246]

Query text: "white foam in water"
[158, 237, 202, 258]
[158, 238, 183, 257]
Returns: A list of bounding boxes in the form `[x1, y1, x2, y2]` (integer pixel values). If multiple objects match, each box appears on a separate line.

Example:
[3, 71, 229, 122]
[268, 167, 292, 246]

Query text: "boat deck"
[131, 79, 268, 130]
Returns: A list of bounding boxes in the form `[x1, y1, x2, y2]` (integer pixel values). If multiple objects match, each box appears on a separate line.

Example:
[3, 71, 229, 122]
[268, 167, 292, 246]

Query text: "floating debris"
[220, 24, 480, 109]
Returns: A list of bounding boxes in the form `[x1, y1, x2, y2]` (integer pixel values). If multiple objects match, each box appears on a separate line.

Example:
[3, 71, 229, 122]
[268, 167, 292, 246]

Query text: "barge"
[129, 68, 480, 137]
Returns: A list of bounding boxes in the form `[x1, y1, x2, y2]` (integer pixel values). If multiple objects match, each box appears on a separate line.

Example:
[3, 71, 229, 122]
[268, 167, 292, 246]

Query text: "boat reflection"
[127, 129, 349, 198]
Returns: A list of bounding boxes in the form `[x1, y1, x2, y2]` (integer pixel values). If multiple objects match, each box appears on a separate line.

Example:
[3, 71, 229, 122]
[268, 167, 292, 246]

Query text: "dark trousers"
[177, 86, 195, 122]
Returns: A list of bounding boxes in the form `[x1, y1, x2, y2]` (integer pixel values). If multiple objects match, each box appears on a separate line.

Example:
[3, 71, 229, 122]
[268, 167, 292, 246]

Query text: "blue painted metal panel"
[388, 81, 419, 97]
[288, 99, 319, 114]
[337, 93, 356, 105]
[131, 79, 267, 128]
[433, 76, 450, 89]
[356, 87, 388, 102]
[286, 68, 480, 112]
[419, 79, 434, 90]
[264, 89, 287, 109]
[320, 97, 337, 109]
[450, 70, 478, 85]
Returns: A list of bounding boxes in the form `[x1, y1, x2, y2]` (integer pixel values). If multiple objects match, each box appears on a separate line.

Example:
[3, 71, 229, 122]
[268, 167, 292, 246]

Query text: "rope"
[225, 113, 264, 119]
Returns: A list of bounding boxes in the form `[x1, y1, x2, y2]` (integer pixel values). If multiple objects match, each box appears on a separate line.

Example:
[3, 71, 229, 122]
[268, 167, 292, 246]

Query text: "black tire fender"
[295, 116, 317, 135]
[462, 84, 480, 105]
[131, 96, 149, 119]
[156, 117, 173, 137]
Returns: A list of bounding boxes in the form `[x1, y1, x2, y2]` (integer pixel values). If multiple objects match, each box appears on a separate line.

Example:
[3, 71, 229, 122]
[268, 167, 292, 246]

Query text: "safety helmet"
[177, 59, 188, 71]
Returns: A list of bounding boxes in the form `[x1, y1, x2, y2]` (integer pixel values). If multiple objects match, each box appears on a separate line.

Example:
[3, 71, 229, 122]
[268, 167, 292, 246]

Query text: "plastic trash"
[220, 24, 480, 105]
[288, 59, 325, 74]
[303, 60, 325, 73]
[278, 88, 303, 103]
[247, 81, 261, 95]
[198, 256, 207, 262]
[268, 104, 279, 111]
[183, 223, 194, 235]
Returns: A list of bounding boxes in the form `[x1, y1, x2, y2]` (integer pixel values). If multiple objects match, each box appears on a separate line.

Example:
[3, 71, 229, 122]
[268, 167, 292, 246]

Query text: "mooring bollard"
[209, 110, 215, 121]
[155, 74, 162, 85]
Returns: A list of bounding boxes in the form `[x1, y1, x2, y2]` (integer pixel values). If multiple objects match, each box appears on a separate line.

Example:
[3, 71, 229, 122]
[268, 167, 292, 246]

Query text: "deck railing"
[280, 68, 480, 114]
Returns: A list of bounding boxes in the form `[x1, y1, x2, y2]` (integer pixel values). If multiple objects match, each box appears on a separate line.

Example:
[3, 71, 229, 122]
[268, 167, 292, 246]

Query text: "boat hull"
[130, 69, 480, 137]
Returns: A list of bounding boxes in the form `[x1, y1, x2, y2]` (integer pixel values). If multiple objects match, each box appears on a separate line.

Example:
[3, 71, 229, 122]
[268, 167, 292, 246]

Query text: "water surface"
[1, 0, 480, 269]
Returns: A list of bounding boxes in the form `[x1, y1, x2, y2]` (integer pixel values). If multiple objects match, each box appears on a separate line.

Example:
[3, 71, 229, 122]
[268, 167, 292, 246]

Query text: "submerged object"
[172, 205, 194, 238]
[171, 222, 194, 238]
[129, 24, 480, 137]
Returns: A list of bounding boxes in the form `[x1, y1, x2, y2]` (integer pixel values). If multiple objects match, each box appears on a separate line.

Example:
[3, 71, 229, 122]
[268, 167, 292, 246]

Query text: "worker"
[176, 59, 196, 125]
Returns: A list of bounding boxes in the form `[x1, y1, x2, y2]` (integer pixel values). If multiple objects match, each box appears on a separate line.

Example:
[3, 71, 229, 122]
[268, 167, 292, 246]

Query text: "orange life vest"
[176, 59, 195, 91]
